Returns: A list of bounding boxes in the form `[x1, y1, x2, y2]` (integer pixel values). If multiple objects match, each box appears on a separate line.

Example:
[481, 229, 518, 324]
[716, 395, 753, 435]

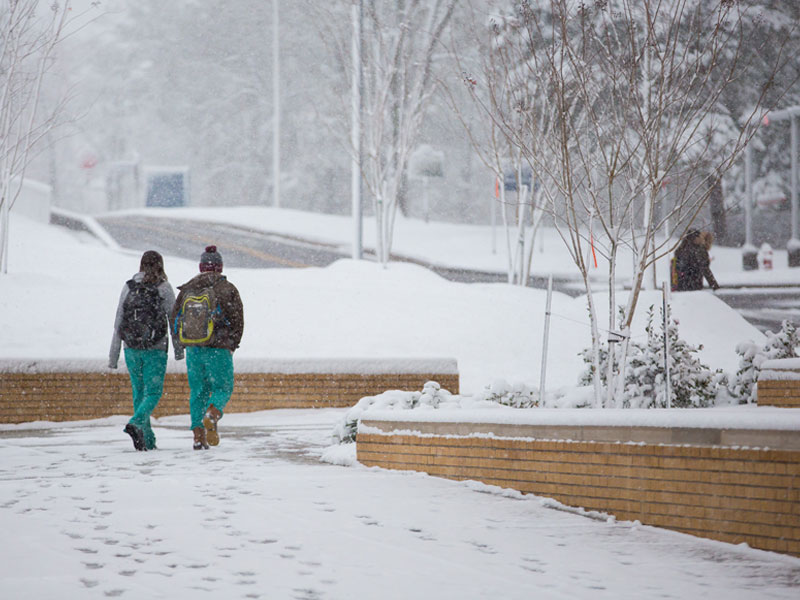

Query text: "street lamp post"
[351, 0, 363, 260]
[273, 0, 280, 209]
[743, 139, 757, 270]
[761, 106, 800, 266]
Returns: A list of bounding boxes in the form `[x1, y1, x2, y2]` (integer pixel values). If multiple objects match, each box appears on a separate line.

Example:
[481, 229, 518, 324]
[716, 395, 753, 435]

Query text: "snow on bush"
[729, 320, 800, 404]
[580, 305, 724, 408]
[478, 379, 539, 408]
[332, 379, 539, 444]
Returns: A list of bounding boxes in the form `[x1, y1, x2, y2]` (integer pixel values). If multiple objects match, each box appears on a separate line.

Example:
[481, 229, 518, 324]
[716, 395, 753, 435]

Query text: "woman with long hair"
[109, 251, 183, 450]
[674, 230, 720, 292]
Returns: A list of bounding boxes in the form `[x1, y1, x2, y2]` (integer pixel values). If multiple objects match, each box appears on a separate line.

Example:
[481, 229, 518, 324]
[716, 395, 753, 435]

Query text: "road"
[98, 214, 566, 286]
[96, 214, 799, 333]
[98, 215, 348, 270]
[716, 287, 800, 334]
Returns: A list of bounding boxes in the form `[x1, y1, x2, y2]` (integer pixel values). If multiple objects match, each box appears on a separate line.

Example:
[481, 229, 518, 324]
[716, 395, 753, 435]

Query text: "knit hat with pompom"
[199, 245, 223, 272]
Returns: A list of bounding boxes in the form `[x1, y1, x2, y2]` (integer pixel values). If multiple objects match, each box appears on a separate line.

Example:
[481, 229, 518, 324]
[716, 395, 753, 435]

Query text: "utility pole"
[743, 140, 757, 270]
[763, 106, 800, 266]
[351, 0, 363, 259]
[272, 0, 281, 208]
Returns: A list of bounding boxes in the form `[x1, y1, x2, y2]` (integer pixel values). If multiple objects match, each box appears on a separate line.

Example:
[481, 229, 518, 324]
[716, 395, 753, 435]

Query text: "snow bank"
[0, 213, 771, 395]
[577, 289, 764, 376]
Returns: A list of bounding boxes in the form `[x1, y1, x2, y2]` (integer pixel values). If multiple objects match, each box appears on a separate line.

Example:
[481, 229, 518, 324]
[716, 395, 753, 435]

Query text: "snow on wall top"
[761, 357, 800, 371]
[360, 406, 800, 431]
[0, 357, 459, 375]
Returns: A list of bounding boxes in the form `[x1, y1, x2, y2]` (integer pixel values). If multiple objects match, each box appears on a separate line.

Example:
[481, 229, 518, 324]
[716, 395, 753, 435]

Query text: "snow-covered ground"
[2, 409, 799, 600]
[2, 210, 800, 598]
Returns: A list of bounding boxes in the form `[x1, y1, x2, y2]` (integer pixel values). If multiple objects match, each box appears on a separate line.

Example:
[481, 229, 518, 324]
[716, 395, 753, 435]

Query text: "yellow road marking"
[124, 220, 311, 268]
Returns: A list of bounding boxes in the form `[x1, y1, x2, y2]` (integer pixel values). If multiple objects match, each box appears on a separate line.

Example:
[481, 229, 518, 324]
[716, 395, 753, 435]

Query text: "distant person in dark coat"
[674, 229, 720, 292]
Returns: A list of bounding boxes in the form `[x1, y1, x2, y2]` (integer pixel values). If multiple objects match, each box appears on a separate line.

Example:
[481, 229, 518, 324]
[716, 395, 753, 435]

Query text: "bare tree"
[364, 0, 456, 263]
[468, 0, 796, 406]
[316, 0, 456, 264]
[0, 0, 80, 274]
[445, 5, 555, 285]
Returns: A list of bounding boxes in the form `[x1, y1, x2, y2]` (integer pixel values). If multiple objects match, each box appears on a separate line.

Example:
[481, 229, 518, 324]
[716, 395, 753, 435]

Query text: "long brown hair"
[140, 250, 167, 285]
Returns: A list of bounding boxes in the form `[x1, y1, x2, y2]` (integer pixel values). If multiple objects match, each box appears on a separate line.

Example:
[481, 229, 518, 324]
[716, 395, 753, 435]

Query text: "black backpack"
[120, 279, 167, 349]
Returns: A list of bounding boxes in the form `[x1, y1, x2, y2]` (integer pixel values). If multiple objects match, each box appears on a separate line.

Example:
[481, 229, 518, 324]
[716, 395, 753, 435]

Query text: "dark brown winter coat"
[674, 231, 719, 291]
[171, 272, 244, 351]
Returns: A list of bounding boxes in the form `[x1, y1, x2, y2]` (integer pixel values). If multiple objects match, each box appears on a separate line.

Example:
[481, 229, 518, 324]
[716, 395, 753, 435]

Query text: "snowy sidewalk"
[2, 409, 799, 599]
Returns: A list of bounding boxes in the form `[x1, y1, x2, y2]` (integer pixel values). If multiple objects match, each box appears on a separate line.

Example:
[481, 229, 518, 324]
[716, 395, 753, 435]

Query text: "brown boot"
[193, 427, 209, 450]
[203, 405, 223, 447]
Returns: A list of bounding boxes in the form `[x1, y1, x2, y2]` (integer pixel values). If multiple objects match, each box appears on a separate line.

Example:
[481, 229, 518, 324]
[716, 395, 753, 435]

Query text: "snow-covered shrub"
[474, 379, 539, 408]
[580, 305, 722, 408]
[729, 320, 800, 404]
[331, 379, 539, 444]
[630, 307, 721, 408]
[332, 381, 453, 444]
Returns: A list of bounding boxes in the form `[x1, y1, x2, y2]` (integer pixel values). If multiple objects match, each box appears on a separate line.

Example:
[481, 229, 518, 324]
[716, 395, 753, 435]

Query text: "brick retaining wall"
[357, 419, 800, 557]
[0, 359, 458, 424]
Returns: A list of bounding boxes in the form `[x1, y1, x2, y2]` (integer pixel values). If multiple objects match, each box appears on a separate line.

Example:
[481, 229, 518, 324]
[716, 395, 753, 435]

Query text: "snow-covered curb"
[759, 357, 800, 381]
[359, 405, 800, 431]
[0, 357, 458, 375]
[761, 357, 800, 370]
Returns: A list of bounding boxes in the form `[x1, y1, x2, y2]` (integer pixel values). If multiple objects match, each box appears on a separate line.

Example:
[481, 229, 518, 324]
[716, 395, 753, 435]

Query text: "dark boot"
[193, 427, 209, 450]
[124, 423, 146, 451]
[203, 405, 222, 447]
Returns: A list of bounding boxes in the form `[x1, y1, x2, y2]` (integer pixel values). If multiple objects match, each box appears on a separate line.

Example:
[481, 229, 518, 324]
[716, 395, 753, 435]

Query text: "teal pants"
[124, 347, 167, 450]
[186, 347, 234, 430]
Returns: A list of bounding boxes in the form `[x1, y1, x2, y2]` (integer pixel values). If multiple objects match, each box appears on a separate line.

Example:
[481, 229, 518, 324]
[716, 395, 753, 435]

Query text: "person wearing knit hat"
[171, 245, 244, 450]
[109, 250, 182, 451]
[199, 245, 223, 272]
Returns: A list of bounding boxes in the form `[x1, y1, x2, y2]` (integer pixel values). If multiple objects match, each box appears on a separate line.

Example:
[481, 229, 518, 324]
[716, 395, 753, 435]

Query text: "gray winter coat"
[108, 272, 182, 369]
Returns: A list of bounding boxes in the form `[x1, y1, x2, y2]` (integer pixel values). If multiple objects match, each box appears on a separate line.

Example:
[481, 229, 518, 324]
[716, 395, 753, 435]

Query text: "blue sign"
[503, 168, 533, 192]
[146, 172, 187, 207]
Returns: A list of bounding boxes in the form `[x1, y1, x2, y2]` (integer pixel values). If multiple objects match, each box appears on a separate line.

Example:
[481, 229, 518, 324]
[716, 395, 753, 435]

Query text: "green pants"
[124, 347, 167, 450]
[186, 346, 234, 430]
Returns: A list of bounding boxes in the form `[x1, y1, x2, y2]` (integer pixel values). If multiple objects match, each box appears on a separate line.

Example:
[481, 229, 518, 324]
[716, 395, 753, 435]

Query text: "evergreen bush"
[580, 305, 722, 408]
[729, 320, 800, 404]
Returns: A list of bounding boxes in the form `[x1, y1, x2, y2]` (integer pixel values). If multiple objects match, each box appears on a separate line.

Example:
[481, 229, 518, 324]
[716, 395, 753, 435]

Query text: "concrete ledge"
[360, 419, 800, 451]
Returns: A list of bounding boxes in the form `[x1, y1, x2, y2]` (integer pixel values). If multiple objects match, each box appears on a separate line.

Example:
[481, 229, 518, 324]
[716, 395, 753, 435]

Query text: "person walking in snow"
[674, 229, 720, 292]
[109, 250, 182, 451]
[171, 245, 244, 450]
